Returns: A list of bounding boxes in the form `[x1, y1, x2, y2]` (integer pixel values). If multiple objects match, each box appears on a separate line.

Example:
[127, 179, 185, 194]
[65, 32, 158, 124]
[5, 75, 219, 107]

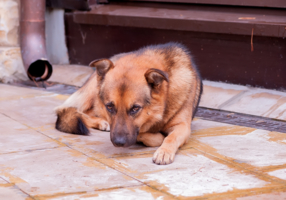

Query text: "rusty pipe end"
[20, 0, 53, 82]
[27, 59, 52, 81]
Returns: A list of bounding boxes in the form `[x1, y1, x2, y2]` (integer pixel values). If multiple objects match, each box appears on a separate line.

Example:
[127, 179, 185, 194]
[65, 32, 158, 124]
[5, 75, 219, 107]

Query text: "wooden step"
[73, 3, 286, 38]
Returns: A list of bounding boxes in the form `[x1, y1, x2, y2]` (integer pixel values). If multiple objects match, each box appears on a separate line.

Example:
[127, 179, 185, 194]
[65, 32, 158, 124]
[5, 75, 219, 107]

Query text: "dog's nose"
[113, 137, 126, 147]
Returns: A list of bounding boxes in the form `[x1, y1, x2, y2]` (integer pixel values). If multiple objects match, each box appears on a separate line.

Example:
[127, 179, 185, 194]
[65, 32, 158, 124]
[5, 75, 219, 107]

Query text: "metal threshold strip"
[195, 107, 286, 133]
[7, 81, 286, 133]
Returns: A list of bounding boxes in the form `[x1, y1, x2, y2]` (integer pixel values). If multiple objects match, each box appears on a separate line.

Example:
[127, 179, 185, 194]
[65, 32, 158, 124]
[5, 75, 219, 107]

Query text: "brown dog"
[55, 43, 202, 165]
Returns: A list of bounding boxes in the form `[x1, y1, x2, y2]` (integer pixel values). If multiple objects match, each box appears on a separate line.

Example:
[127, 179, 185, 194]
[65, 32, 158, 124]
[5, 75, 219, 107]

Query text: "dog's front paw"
[98, 120, 110, 131]
[152, 147, 175, 165]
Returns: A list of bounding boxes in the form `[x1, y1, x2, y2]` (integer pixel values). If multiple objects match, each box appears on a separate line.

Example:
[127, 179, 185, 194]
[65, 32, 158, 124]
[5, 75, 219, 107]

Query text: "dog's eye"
[106, 103, 115, 114]
[130, 105, 141, 115]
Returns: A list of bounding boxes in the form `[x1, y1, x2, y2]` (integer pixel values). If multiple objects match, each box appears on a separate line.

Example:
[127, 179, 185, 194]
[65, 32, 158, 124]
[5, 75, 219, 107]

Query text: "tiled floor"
[1, 67, 286, 199]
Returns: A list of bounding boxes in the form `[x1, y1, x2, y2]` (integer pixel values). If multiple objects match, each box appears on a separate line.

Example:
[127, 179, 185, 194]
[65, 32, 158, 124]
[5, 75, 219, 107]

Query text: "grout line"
[192, 146, 286, 186]
[217, 90, 248, 109]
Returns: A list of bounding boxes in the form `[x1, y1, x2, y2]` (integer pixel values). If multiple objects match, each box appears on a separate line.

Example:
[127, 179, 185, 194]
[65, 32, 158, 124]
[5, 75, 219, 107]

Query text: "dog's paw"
[98, 120, 110, 131]
[152, 147, 175, 165]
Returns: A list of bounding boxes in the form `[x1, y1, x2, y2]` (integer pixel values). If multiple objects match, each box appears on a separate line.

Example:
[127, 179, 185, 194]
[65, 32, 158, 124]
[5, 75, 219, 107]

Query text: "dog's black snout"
[113, 136, 126, 147]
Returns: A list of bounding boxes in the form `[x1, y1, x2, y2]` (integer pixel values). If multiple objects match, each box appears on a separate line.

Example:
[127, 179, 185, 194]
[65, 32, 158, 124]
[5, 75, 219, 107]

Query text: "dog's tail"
[55, 107, 90, 135]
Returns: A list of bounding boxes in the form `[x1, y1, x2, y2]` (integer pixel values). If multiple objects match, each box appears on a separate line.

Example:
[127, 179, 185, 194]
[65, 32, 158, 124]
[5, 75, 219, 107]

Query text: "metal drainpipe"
[20, 0, 52, 82]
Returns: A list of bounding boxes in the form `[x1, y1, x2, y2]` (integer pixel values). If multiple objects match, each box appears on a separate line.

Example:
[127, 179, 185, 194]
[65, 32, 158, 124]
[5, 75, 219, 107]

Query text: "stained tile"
[0, 114, 59, 154]
[42, 127, 157, 159]
[0, 84, 52, 101]
[221, 89, 286, 120]
[49, 65, 93, 87]
[237, 191, 286, 200]
[268, 169, 286, 180]
[0, 147, 141, 196]
[100, 151, 268, 198]
[199, 80, 247, 109]
[43, 185, 174, 200]
[0, 94, 67, 127]
[0, 186, 31, 200]
[198, 129, 286, 167]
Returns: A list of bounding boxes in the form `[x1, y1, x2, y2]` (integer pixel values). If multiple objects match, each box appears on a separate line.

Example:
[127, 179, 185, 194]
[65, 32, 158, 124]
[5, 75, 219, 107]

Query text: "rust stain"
[81, 157, 106, 170]
[190, 144, 286, 186]
[66, 149, 85, 158]
[0, 183, 14, 187]
[263, 97, 286, 118]
[138, 185, 174, 200]
[99, 158, 138, 174]
[191, 126, 255, 137]
[262, 164, 286, 173]
[80, 193, 99, 198]
[54, 94, 70, 101]
[179, 185, 286, 200]
[34, 191, 87, 200]
[0, 172, 26, 184]
[266, 131, 286, 144]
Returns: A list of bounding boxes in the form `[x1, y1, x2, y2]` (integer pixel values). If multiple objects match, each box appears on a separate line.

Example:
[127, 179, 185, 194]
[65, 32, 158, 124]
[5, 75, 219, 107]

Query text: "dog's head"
[90, 57, 168, 147]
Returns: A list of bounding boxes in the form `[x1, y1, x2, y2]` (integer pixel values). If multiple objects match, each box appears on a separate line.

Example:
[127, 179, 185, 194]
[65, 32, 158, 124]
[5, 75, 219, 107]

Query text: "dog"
[55, 42, 202, 165]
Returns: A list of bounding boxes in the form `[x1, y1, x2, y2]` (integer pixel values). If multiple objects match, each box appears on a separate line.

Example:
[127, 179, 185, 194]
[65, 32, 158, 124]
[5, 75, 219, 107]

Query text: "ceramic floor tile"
[49, 65, 93, 87]
[100, 150, 268, 198]
[0, 147, 141, 196]
[268, 168, 286, 180]
[41, 185, 174, 200]
[0, 94, 68, 128]
[192, 118, 234, 132]
[198, 129, 286, 167]
[40, 119, 238, 160]
[0, 185, 31, 200]
[220, 89, 286, 119]
[0, 84, 52, 101]
[0, 114, 59, 154]
[42, 127, 157, 159]
[200, 81, 247, 109]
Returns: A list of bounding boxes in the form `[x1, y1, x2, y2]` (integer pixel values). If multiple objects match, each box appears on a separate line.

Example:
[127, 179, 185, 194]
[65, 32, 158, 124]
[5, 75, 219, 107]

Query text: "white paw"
[99, 121, 110, 131]
[152, 147, 175, 165]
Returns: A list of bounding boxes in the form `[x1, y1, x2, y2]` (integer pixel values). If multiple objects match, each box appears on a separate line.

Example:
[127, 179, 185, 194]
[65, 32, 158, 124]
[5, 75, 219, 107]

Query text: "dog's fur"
[55, 43, 202, 165]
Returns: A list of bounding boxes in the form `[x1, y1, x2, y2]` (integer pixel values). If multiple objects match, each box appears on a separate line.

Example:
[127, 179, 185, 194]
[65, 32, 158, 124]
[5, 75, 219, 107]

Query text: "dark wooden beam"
[117, 0, 286, 8]
[74, 3, 286, 38]
[64, 13, 286, 90]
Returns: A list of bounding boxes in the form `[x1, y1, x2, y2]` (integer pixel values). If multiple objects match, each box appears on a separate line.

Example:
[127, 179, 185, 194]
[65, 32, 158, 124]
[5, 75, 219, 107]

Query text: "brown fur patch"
[56, 107, 89, 135]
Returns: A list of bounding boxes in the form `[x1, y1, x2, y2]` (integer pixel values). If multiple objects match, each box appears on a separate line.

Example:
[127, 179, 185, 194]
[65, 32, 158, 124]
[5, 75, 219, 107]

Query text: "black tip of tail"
[74, 117, 89, 135]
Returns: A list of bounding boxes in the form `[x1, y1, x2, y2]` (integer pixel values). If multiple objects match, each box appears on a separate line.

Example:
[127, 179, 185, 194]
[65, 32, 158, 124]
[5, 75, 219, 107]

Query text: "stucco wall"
[0, 1, 69, 83]
[0, 0, 27, 83]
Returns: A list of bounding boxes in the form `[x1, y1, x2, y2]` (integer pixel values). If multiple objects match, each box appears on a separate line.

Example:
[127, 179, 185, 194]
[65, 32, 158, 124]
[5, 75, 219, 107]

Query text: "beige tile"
[237, 191, 286, 200]
[44, 185, 174, 200]
[100, 151, 268, 198]
[49, 65, 93, 87]
[42, 127, 157, 159]
[40, 119, 234, 160]
[192, 118, 233, 131]
[268, 168, 286, 180]
[0, 186, 31, 200]
[0, 147, 141, 196]
[198, 129, 286, 167]
[0, 94, 67, 127]
[199, 81, 247, 109]
[0, 114, 59, 154]
[0, 84, 52, 101]
[220, 89, 286, 119]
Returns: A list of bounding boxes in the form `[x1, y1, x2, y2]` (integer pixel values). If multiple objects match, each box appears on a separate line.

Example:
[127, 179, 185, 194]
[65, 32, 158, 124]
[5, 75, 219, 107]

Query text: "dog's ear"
[89, 59, 114, 78]
[145, 68, 169, 88]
